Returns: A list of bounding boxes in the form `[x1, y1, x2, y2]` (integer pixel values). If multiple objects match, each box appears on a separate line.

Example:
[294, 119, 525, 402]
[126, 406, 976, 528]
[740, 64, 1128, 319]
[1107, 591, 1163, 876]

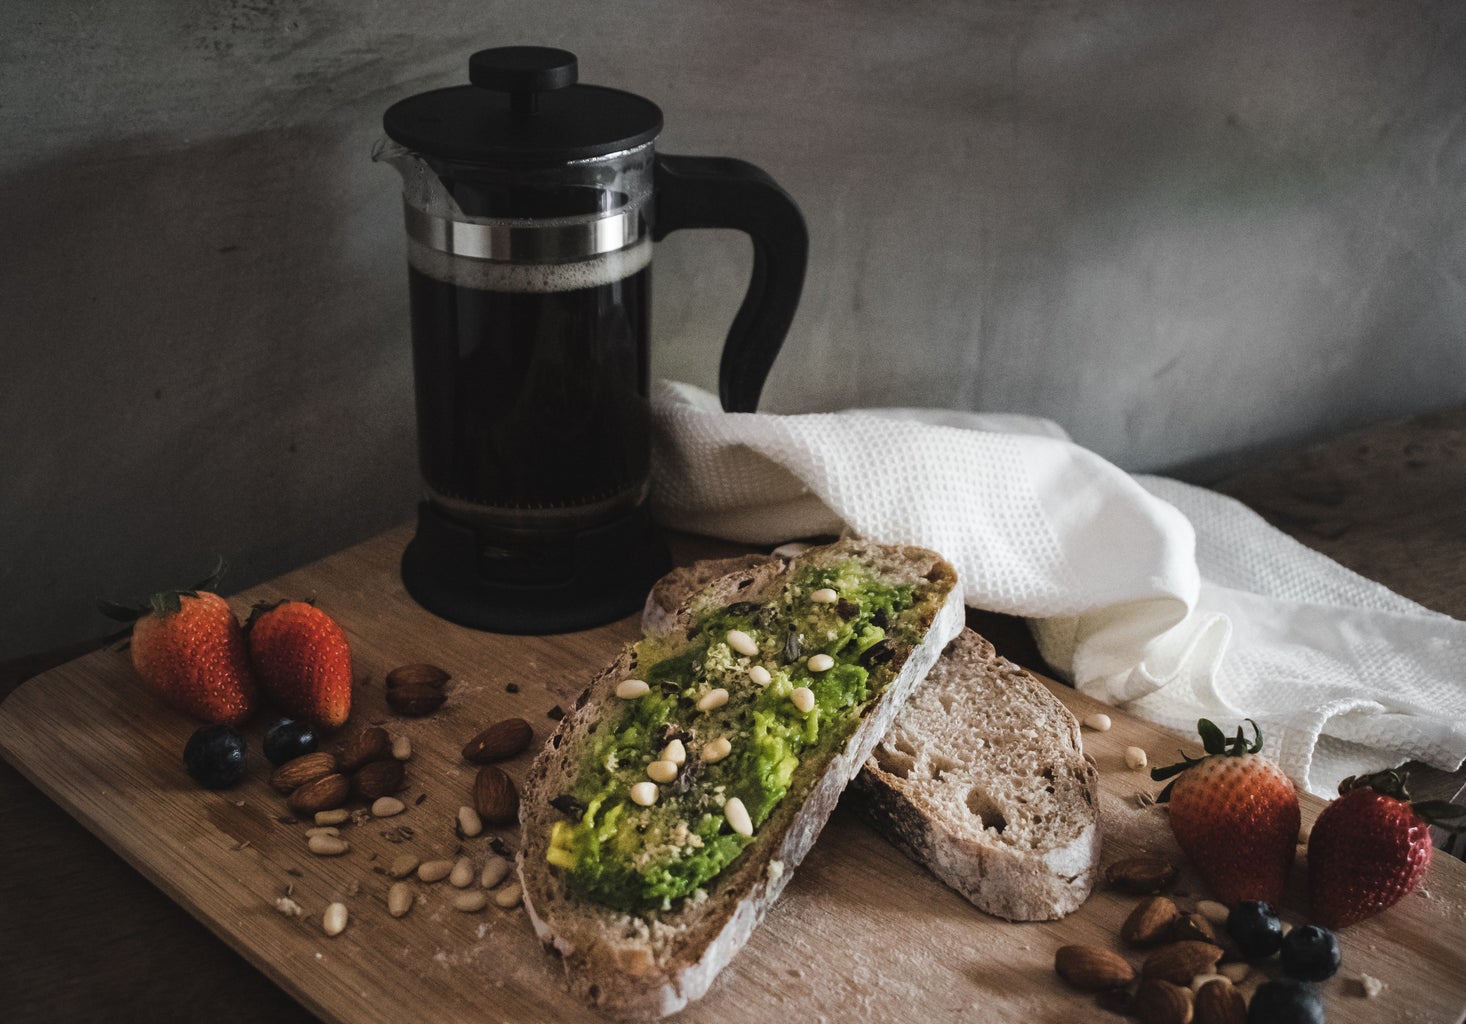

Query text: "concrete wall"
[3, 1, 1464, 662]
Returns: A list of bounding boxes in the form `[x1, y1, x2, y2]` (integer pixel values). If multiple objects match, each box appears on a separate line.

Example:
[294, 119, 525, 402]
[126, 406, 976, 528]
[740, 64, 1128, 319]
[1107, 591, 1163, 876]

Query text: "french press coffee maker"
[377, 46, 807, 633]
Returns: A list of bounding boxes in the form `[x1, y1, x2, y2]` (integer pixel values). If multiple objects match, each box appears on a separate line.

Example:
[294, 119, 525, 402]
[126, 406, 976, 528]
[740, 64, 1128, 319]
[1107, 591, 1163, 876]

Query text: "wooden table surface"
[3, 405, 1463, 1024]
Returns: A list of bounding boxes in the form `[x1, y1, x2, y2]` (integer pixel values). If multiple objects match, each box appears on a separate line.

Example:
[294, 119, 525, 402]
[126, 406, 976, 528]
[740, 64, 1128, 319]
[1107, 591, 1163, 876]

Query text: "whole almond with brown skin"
[1141, 941, 1224, 986]
[1135, 977, 1193, 1024]
[1122, 895, 1182, 946]
[1193, 979, 1245, 1024]
[386, 683, 446, 717]
[352, 758, 405, 800]
[1106, 855, 1177, 894]
[1168, 910, 1218, 945]
[386, 663, 450, 690]
[269, 752, 338, 794]
[472, 765, 519, 825]
[337, 726, 391, 772]
[1054, 944, 1135, 991]
[462, 718, 533, 763]
[287, 773, 350, 815]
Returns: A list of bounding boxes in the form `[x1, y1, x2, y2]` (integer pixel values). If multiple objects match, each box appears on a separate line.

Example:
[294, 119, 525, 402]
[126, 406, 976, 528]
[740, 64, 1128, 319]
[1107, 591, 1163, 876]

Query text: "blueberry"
[263, 718, 319, 765]
[1228, 901, 1285, 959]
[1281, 924, 1341, 981]
[1247, 978, 1325, 1024]
[183, 725, 248, 789]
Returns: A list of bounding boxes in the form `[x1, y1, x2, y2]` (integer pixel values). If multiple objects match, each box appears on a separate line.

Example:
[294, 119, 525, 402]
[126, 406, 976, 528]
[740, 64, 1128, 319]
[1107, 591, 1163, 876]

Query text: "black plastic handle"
[653, 154, 808, 413]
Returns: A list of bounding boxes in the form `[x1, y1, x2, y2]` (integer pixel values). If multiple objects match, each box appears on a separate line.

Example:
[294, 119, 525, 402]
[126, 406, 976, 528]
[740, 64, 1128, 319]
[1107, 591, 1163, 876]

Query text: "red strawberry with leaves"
[99, 562, 258, 726]
[1150, 719, 1301, 906]
[246, 599, 353, 731]
[1308, 769, 1466, 928]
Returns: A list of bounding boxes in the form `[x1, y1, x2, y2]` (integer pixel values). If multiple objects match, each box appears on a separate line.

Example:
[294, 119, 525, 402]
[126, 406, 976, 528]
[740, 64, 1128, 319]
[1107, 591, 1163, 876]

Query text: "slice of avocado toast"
[518, 539, 963, 1020]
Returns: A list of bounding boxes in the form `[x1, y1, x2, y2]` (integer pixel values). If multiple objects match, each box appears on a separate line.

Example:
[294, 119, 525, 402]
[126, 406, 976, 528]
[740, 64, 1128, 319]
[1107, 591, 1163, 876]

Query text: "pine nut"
[1125, 746, 1148, 770]
[449, 856, 474, 888]
[305, 826, 341, 838]
[772, 542, 809, 558]
[387, 881, 413, 918]
[791, 686, 816, 713]
[1219, 961, 1250, 984]
[748, 665, 772, 686]
[1083, 713, 1112, 732]
[388, 853, 419, 879]
[1190, 973, 1229, 993]
[697, 688, 729, 712]
[480, 855, 511, 889]
[452, 890, 488, 912]
[724, 797, 753, 837]
[417, 858, 453, 883]
[322, 902, 348, 936]
[662, 738, 687, 765]
[1196, 900, 1230, 925]
[458, 805, 483, 837]
[308, 834, 350, 856]
[810, 587, 838, 603]
[630, 781, 658, 806]
[493, 882, 523, 908]
[616, 678, 649, 699]
[371, 796, 406, 817]
[702, 737, 732, 764]
[807, 653, 834, 673]
[313, 809, 350, 827]
[647, 760, 679, 784]
[726, 630, 759, 657]
[391, 734, 412, 761]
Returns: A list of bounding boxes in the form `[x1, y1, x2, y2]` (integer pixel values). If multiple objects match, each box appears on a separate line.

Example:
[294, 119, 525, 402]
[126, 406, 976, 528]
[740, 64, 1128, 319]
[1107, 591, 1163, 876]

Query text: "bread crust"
[518, 540, 963, 1019]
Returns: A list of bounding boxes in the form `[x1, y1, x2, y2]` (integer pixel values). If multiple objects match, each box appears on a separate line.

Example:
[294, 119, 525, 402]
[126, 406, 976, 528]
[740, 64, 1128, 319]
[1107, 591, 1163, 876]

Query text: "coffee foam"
[408, 236, 652, 294]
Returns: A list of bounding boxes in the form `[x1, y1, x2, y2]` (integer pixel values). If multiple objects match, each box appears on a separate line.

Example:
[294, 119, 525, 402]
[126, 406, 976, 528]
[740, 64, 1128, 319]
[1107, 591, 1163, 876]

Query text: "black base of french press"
[400, 501, 670, 635]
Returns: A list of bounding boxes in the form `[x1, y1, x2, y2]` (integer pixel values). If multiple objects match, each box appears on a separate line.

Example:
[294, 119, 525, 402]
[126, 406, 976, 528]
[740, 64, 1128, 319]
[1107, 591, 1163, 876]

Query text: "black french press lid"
[383, 46, 664, 164]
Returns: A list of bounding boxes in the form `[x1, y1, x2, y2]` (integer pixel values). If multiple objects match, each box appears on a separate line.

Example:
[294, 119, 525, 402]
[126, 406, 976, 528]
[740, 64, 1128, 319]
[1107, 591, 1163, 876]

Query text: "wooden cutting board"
[2, 525, 1463, 1023]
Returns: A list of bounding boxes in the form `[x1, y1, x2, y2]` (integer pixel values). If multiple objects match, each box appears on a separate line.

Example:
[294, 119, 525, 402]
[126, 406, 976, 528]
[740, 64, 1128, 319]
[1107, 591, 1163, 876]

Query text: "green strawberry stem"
[1149, 718, 1265, 803]
[96, 556, 229, 623]
[1342, 769, 1466, 833]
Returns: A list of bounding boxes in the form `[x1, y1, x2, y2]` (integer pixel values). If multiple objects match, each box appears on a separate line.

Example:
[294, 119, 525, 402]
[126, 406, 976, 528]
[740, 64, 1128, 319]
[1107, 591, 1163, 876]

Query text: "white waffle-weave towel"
[649, 380, 1466, 797]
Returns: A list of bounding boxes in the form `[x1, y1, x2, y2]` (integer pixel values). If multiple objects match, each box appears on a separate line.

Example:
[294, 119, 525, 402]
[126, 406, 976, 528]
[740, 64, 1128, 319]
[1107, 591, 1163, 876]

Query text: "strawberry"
[1307, 769, 1466, 928]
[100, 567, 258, 726]
[246, 599, 352, 731]
[1150, 719, 1300, 906]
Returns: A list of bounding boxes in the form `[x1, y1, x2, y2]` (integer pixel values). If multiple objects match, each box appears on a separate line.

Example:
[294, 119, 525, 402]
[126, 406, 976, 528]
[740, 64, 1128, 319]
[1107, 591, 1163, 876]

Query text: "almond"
[472, 765, 519, 825]
[352, 758, 405, 800]
[1168, 910, 1219, 945]
[1142, 941, 1224, 986]
[1054, 944, 1135, 991]
[337, 726, 391, 772]
[462, 718, 534, 763]
[386, 663, 450, 690]
[268, 752, 338, 794]
[1193, 979, 1244, 1024]
[1122, 896, 1182, 946]
[1135, 977, 1193, 1024]
[287, 772, 350, 815]
[1106, 855, 1177, 894]
[386, 683, 447, 717]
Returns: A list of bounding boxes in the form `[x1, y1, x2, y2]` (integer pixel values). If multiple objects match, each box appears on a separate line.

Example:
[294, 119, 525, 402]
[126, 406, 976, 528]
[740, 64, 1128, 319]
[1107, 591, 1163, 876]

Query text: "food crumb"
[274, 897, 304, 917]
[1359, 974, 1384, 998]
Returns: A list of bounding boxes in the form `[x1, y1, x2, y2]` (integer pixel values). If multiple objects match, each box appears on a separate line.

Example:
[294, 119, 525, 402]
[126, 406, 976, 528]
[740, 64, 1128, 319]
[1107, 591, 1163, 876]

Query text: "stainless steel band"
[404, 203, 645, 261]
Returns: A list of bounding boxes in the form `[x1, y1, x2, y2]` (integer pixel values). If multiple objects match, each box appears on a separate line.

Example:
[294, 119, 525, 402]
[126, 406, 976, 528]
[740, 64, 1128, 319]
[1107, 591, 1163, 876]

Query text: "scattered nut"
[461, 718, 534, 763]
[1126, 746, 1149, 770]
[702, 737, 733, 764]
[269, 752, 338, 794]
[1358, 974, 1384, 998]
[1083, 712, 1113, 732]
[472, 766, 519, 824]
[1054, 944, 1135, 991]
[806, 654, 834, 673]
[386, 663, 450, 689]
[1122, 896, 1182, 946]
[1134, 976, 1193, 1024]
[313, 808, 350, 827]
[1106, 856, 1178, 894]
[371, 796, 406, 818]
[353, 759, 406, 800]
[388, 853, 420, 879]
[480, 855, 511, 889]
[387, 881, 414, 918]
[493, 882, 523, 908]
[307, 834, 350, 856]
[1193, 978, 1244, 1024]
[1195, 900, 1230, 925]
[449, 856, 475, 888]
[1217, 962, 1250, 984]
[305, 826, 341, 838]
[1189, 973, 1229, 994]
[1169, 911, 1218, 945]
[287, 773, 350, 815]
[726, 630, 759, 657]
[696, 687, 729, 712]
[453, 890, 488, 913]
[386, 683, 446, 717]
[418, 858, 454, 883]
[646, 760, 679, 784]
[391, 734, 412, 761]
[273, 896, 303, 918]
[458, 805, 484, 838]
[337, 727, 392, 772]
[615, 679, 650, 699]
[322, 902, 348, 937]
[1142, 941, 1224, 986]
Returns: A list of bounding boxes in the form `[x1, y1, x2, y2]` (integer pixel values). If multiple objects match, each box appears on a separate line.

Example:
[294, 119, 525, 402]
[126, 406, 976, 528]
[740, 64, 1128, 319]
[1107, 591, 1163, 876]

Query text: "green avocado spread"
[546, 560, 932, 913]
